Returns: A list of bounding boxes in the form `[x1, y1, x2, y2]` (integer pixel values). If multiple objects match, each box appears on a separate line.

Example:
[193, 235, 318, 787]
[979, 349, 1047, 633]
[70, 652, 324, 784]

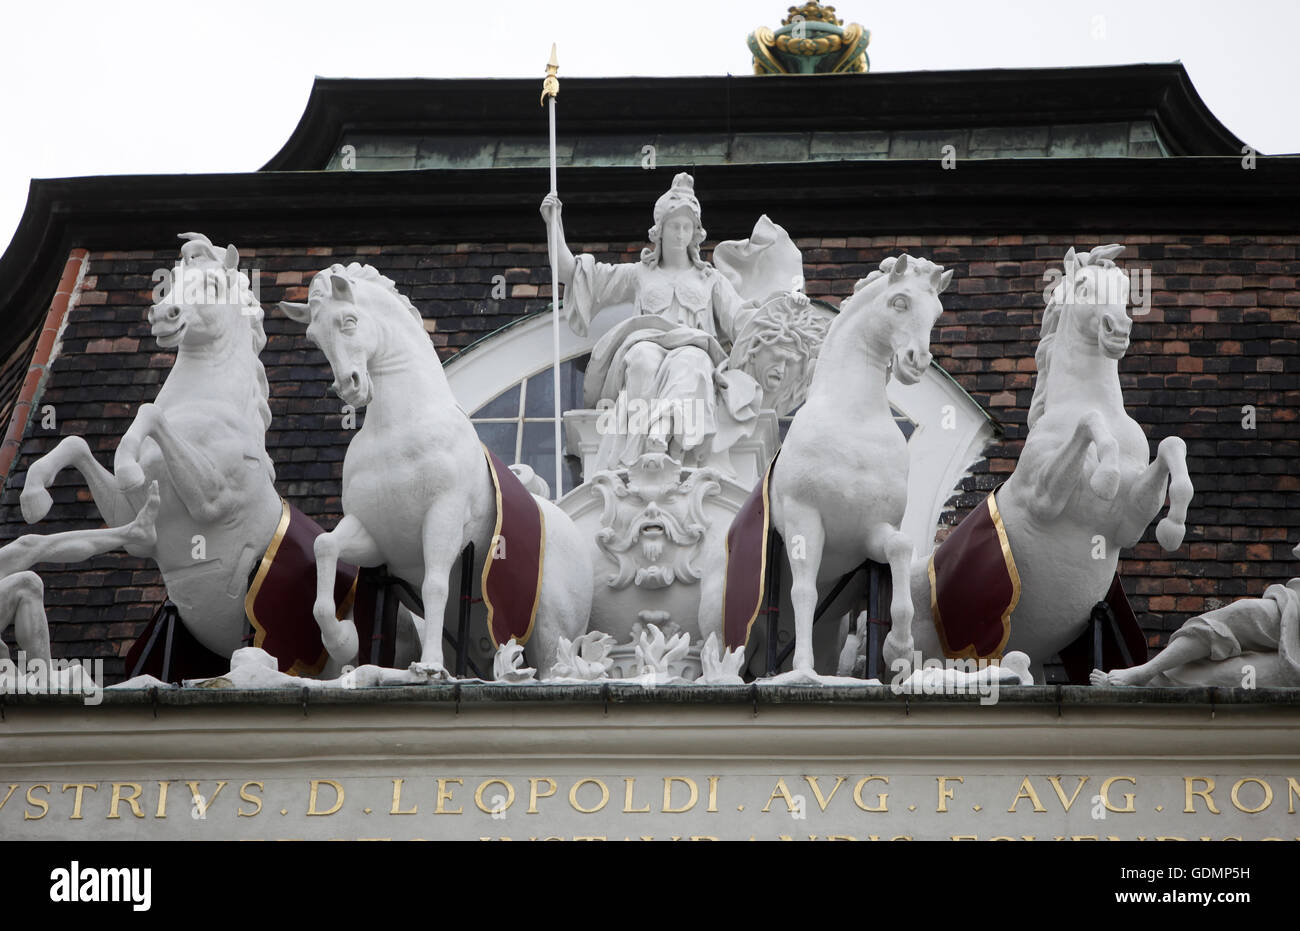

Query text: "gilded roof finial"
[748, 2, 870, 74]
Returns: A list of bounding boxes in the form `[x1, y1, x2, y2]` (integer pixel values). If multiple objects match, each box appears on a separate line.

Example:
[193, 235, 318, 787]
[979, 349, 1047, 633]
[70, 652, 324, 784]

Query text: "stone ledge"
[4, 683, 1300, 709]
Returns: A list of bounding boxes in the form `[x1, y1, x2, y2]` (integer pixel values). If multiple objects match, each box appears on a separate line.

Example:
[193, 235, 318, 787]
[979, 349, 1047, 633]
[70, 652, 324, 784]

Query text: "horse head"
[151, 232, 265, 354]
[841, 254, 952, 385]
[280, 263, 425, 409]
[1050, 244, 1132, 360]
[1029, 244, 1131, 428]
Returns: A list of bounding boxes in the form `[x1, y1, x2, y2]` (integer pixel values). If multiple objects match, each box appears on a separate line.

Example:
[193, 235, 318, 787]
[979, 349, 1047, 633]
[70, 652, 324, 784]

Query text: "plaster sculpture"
[181, 647, 430, 690]
[590, 454, 721, 591]
[18, 234, 404, 681]
[1092, 543, 1300, 687]
[493, 639, 538, 683]
[540, 173, 812, 474]
[281, 264, 593, 680]
[549, 631, 617, 681]
[632, 621, 691, 682]
[884, 245, 1193, 682]
[892, 650, 1033, 693]
[0, 483, 159, 669]
[20, 234, 291, 662]
[729, 292, 834, 414]
[703, 255, 951, 681]
[699, 632, 746, 684]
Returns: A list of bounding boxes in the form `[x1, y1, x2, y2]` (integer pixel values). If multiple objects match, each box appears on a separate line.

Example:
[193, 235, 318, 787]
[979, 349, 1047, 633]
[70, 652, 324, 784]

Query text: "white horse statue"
[700, 254, 951, 678]
[19, 233, 286, 663]
[886, 244, 1194, 681]
[280, 263, 593, 679]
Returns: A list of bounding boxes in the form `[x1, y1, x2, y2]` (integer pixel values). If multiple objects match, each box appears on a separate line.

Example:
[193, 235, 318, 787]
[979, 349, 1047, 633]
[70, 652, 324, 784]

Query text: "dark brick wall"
[0, 233, 1296, 680]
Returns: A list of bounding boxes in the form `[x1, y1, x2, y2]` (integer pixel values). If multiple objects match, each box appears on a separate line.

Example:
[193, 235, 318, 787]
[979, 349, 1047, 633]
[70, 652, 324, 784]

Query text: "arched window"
[445, 309, 994, 545]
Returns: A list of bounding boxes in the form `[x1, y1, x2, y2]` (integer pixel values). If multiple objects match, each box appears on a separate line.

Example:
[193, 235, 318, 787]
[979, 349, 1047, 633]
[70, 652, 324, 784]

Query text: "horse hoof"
[883, 632, 914, 666]
[322, 620, 359, 663]
[1089, 465, 1120, 500]
[1155, 518, 1185, 551]
[19, 486, 52, 524]
[408, 661, 450, 681]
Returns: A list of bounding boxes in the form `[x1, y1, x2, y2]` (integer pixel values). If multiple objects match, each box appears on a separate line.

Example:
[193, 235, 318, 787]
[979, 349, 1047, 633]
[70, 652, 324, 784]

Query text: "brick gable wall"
[1, 234, 1296, 681]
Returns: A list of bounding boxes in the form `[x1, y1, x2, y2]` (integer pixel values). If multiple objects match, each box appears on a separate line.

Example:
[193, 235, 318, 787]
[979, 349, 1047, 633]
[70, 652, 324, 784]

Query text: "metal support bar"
[772, 561, 867, 671]
[764, 532, 783, 677]
[456, 542, 475, 678]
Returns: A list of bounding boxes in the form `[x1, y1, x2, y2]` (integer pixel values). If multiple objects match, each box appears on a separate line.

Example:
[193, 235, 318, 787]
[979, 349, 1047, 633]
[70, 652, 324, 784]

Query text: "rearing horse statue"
[20, 233, 284, 661]
[886, 244, 1194, 681]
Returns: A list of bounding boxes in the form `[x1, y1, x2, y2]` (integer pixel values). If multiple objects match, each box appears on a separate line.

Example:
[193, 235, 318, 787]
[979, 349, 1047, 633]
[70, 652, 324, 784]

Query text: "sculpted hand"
[539, 193, 563, 224]
[789, 290, 810, 307]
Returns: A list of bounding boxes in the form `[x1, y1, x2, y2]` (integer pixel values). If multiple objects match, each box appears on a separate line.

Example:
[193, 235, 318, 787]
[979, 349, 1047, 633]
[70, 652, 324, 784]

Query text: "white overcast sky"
[0, 0, 1296, 258]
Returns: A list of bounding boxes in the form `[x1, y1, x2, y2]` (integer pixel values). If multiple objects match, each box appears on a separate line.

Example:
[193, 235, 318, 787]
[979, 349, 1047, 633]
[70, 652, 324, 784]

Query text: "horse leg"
[311, 514, 383, 664]
[0, 572, 50, 665]
[781, 502, 825, 674]
[116, 403, 231, 523]
[21, 435, 135, 527]
[0, 484, 160, 575]
[411, 499, 472, 678]
[1147, 436, 1193, 550]
[874, 524, 916, 670]
[1027, 410, 1120, 520]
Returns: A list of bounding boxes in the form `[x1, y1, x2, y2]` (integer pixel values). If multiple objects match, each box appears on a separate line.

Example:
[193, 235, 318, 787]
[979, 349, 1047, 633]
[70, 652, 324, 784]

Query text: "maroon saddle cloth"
[721, 452, 779, 651]
[479, 446, 545, 648]
[930, 488, 1147, 682]
[126, 499, 377, 682]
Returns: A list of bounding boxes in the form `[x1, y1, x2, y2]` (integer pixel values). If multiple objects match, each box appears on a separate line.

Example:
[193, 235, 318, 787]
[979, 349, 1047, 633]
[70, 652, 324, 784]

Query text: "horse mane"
[850, 253, 947, 300]
[176, 233, 274, 478]
[1027, 243, 1126, 429]
[309, 262, 425, 327]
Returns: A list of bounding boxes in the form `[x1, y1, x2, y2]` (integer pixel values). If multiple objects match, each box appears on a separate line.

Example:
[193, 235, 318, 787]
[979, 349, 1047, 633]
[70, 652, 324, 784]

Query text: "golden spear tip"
[541, 43, 560, 104]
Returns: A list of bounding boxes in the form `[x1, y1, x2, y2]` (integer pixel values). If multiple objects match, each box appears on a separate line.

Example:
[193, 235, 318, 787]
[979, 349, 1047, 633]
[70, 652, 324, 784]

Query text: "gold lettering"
[434, 778, 463, 814]
[23, 784, 50, 821]
[155, 781, 170, 819]
[951, 835, 979, 841]
[826, 835, 856, 841]
[852, 776, 888, 813]
[691, 835, 719, 841]
[1007, 777, 1047, 813]
[108, 782, 144, 819]
[572, 835, 606, 841]
[622, 777, 650, 813]
[662, 777, 698, 813]
[1099, 776, 1137, 813]
[307, 779, 344, 816]
[1046, 776, 1088, 812]
[390, 778, 418, 815]
[185, 780, 226, 819]
[804, 775, 846, 812]
[1183, 777, 1220, 814]
[61, 783, 98, 820]
[1288, 778, 1300, 814]
[1230, 778, 1272, 813]
[528, 778, 557, 814]
[238, 781, 263, 817]
[474, 779, 515, 814]
[0, 784, 17, 812]
[937, 776, 962, 812]
[706, 776, 720, 813]
[568, 778, 610, 814]
[762, 777, 799, 813]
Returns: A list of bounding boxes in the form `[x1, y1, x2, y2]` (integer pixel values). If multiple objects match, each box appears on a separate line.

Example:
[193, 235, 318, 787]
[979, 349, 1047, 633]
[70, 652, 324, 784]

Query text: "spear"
[541, 44, 563, 502]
